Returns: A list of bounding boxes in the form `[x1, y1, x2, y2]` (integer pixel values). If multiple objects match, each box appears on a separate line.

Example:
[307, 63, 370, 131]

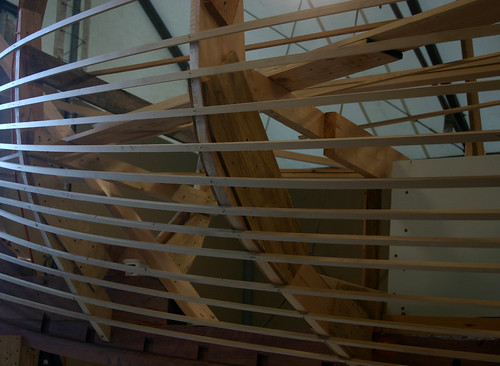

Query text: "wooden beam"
[245, 69, 325, 138]
[200, 53, 309, 284]
[32, 130, 215, 206]
[337, 0, 500, 48]
[244, 66, 409, 177]
[461, 39, 485, 156]
[87, 21, 395, 78]
[360, 100, 500, 129]
[32, 113, 216, 321]
[264, 39, 402, 91]
[84, 179, 217, 321]
[0, 36, 13, 77]
[0, 335, 23, 366]
[295, 52, 500, 98]
[64, 93, 192, 145]
[382, 315, 500, 335]
[22, 46, 150, 114]
[324, 112, 409, 178]
[273, 150, 344, 168]
[156, 212, 211, 274]
[204, 0, 240, 27]
[15, 3, 111, 341]
[262, 0, 500, 91]
[189, 1, 379, 359]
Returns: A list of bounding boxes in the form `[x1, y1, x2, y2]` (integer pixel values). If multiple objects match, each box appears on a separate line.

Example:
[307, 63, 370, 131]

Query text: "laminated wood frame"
[0, 0, 499, 364]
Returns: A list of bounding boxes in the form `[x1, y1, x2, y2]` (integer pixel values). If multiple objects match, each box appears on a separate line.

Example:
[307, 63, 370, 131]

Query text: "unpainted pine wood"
[88, 21, 394, 78]
[159, 213, 211, 274]
[65, 93, 193, 145]
[273, 150, 343, 168]
[246, 20, 395, 52]
[264, 0, 500, 91]
[190, 2, 360, 358]
[324, 112, 409, 178]
[265, 39, 401, 91]
[52, 100, 113, 117]
[462, 38, 485, 156]
[0, 35, 13, 76]
[383, 314, 500, 336]
[85, 179, 217, 321]
[191, 0, 287, 286]
[16, 5, 111, 339]
[19, 346, 38, 366]
[33, 130, 215, 206]
[23, 46, 150, 114]
[201, 55, 310, 283]
[0, 335, 22, 366]
[26, 158, 112, 282]
[295, 53, 500, 98]
[245, 69, 325, 138]
[341, 0, 500, 47]
[204, 0, 240, 27]
[34, 106, 217, 321]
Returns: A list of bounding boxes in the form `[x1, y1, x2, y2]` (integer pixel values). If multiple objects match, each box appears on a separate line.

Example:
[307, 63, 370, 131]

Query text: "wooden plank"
[33, 130, 215, 206]
[26, 160, 112, 282]
[0, 36, 13, 77]
[32, 105, 216, 321]
[361, 100, 500, 129]
[52, 0, 67, 60]
[65, 93, 192, 145]
[263, 0, 500, 91]
[190, 0, 285, 286]
[382, 315, 500, 336]
[0, 335, 22, 366]
[189, 2, 369, 359]
[244, 68, 409, 177]
[295, 53, 500, 98]
[4, 24, 500, 116]
[273, 150, 344, 168]
[339, 0, 500, 48]
[246, 20, 395, 52]
[15, 3, 111, 341]
[19, 345, 38, 366]
[245, 69, 325, 138]
[84, 179, 217, 321]
[23, 46, 150, 114]
[461, 39, 485, 156]
[265, 39, 401, 91]
[52, 100, 113, 117]
[204, 0, 240, 27]
[86, 21, 394, 78]
[156, 213, 211, 274]
[201, 53, 310, 283]
[324, 112, 409, 178]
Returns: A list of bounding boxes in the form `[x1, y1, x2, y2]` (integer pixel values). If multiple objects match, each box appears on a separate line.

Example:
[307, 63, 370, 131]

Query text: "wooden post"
[461, 38, 485, 156]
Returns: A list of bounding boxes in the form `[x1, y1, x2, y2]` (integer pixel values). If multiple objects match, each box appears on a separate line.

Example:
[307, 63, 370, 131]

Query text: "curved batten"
[0, 0, 499, 364]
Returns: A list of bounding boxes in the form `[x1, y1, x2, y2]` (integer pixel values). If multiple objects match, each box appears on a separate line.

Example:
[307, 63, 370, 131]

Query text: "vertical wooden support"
[189, 1, 383, 359]
[461, 38, 485, 156]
